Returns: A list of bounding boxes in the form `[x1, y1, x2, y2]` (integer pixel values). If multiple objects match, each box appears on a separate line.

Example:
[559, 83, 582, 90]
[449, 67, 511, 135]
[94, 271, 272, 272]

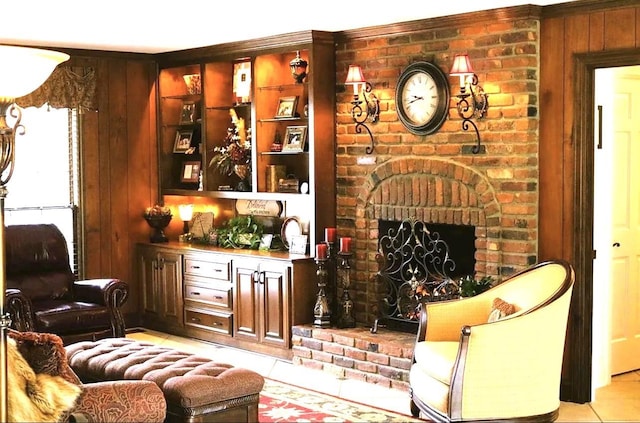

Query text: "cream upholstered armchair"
[409, 259, 575, 422]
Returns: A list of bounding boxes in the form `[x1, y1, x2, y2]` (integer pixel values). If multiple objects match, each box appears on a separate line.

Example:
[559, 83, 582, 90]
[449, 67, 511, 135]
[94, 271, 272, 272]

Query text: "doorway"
[593, 65, 640, 393]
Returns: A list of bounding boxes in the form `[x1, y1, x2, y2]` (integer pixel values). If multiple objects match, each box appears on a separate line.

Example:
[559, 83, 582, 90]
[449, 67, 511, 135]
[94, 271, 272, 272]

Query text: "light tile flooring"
[128, 329, 639, 422]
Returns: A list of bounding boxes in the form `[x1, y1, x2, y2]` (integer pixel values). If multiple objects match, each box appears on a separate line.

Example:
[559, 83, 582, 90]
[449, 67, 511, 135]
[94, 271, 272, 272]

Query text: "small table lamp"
[178, 204, 194, 234]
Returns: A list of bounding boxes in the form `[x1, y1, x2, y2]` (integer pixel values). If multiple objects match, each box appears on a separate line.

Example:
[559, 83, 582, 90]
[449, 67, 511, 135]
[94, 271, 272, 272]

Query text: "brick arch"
[353, 157, 503, 323]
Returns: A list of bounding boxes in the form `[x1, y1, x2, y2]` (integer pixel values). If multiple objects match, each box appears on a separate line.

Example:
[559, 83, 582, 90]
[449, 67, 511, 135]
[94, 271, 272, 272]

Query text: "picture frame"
[275, 96, 298, 118]
[173, 129, 193, 153]
[179, 100, 197, 125]
[289, 234, 308, 254]
[283, 125, 307, 152]
[180, 161, 201, 183]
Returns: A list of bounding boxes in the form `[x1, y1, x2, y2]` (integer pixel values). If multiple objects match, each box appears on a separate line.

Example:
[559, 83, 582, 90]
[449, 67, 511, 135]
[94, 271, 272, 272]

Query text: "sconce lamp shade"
[0, 45, 69, 100]
[449, 54, 474, 76]
[345, 65, 366, 84]
[345, 65, 366, 96]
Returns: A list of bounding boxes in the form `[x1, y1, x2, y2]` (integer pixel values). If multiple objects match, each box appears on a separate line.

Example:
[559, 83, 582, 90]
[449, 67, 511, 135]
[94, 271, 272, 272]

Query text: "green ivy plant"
[459, 275, 495, 297]
[215, 215, 264, 249]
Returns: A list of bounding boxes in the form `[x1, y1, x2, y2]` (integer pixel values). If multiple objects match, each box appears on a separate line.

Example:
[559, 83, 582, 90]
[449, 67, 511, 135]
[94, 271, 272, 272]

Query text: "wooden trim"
[542, 0, 640, 18]
[335, 5, 542, 42]
[569, 47, 640, 403]
[155, 30, 335, 68]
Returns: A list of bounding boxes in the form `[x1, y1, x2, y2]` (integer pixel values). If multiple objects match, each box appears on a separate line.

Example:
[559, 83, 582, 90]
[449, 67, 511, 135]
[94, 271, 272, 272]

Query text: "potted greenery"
[215, 215, 263, 250]
[458, 274, 495, 297]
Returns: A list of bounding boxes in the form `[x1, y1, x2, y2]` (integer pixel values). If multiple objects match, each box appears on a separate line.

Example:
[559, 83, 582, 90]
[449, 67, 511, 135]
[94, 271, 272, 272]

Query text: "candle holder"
[313, 257, 331, 328]
[326, 241, 338, 325]
[337, 251, 356, 328]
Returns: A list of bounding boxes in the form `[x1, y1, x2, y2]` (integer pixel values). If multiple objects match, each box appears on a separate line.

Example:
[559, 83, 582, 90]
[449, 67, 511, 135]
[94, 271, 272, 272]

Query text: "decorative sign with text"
[235, 200, 283, 217]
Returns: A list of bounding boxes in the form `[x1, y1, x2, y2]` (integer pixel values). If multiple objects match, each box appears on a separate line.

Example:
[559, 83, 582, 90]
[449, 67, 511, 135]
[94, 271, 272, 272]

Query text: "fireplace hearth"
[371, 219, 476, 333]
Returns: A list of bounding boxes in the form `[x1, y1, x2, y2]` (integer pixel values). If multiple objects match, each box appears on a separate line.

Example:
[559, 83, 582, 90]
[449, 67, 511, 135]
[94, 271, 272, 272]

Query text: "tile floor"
[128, 329, 639, 422]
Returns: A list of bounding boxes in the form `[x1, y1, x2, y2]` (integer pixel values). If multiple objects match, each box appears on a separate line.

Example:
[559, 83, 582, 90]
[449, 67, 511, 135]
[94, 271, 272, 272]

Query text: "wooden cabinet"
[183, 253, 233, 338]
[138, 244, 184, 331]
[234, 258, 289, 348]
[136, 242, 317, 359]
[156, 31, 336, 249]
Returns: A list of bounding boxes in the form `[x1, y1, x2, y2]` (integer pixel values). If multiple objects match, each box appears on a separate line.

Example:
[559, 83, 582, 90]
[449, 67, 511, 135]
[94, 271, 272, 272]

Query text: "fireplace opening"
[373, 219, 477, 333]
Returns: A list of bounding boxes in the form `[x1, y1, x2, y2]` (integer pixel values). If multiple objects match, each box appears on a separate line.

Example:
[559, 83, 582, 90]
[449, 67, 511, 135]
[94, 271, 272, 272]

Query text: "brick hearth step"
[291, 325, 415, 391]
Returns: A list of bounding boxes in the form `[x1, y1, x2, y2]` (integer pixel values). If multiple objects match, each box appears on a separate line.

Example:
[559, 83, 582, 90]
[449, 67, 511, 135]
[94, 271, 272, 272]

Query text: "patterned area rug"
[260, 379, 423, 422]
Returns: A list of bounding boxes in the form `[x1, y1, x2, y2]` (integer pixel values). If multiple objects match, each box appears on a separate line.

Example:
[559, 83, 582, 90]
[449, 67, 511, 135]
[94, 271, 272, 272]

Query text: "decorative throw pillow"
[488, 297, 517, 323]
[7, 336, 81, 423]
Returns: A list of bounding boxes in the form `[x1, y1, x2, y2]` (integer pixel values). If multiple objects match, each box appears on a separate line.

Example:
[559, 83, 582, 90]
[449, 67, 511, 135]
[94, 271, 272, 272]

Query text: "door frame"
[571, 48, 640, 402]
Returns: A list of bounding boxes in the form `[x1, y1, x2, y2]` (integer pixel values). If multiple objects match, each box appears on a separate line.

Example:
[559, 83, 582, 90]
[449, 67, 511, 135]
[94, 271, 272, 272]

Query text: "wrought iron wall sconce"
[449, 54, 488, 154]
[289, 51, 308, 83]
[344, 65, 379, 154]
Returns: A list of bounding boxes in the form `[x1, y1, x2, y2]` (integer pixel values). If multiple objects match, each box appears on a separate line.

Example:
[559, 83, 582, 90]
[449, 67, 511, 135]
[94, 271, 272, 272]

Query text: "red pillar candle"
[340, 237, 352, 253]
[325, 227, 336, 243]
[316, 243, 328, 259]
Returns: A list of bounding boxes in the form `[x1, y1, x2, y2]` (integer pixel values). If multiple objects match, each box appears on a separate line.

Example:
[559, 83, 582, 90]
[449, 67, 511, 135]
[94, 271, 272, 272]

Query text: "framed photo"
[179, 101, 197, 125]
[180, 161, 201, 183]
[283, 125, 307, 152]
[275, 96, 298, 118]
[289, 235, 308, 254]
[173, 129, 193, 153]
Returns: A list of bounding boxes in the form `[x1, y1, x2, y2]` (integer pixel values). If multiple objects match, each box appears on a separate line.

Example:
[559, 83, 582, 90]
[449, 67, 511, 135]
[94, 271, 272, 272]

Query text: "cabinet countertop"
[138, 241, 313, 262]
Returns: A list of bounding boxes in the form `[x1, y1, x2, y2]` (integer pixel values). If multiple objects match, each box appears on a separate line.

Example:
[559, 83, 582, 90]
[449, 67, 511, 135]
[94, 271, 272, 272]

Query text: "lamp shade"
[0, 45, 69, 100]
[345, 65, 366, 85]
[449, 54, 474, 76]
[178, 204, 194, 222]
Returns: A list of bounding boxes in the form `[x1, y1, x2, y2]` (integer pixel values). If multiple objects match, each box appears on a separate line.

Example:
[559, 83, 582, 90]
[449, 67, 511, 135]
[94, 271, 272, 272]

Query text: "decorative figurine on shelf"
[209, 108, 252, 191]
[289, 51, 308, 83]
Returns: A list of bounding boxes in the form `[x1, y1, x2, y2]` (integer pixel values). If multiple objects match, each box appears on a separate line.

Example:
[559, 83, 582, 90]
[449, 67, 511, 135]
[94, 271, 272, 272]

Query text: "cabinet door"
[260, 261, 290, 348]
[139, 250, 159, 316]
[234, 261, 259, 341]
[157, 251, 184, 327]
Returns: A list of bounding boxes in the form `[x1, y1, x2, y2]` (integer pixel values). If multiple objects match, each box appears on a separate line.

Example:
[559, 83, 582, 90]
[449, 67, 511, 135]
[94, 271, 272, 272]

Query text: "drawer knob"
[190, 317, 201, 323]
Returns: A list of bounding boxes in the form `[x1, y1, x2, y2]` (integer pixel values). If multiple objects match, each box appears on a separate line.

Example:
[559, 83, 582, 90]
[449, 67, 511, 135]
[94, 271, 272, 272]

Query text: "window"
[4, 106, 81, 275]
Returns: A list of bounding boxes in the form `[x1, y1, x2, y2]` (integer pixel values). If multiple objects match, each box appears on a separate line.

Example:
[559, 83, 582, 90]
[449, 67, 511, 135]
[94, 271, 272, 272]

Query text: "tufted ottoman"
[65, 338, 264, 423]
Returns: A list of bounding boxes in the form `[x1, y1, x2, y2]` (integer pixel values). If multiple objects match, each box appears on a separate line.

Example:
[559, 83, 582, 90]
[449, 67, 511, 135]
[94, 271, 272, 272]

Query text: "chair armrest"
[73, 279, 128, 308]
[71, 380, 166, 423]
[419, 295, 493, 342]
[6, 289, 35, 332]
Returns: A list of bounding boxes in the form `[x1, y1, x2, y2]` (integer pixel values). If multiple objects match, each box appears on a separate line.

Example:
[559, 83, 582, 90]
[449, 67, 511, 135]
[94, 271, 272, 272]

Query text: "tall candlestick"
[316, 243, 328, 259]
[339, 237, 352, 253]
[325, 227, 336, 243]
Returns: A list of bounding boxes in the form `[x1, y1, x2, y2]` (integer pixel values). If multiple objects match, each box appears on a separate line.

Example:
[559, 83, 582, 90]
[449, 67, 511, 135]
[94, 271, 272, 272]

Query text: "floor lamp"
[0, 45, 69, 422]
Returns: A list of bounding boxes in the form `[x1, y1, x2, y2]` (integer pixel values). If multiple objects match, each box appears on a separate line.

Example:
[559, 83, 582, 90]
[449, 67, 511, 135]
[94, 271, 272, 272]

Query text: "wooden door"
[157, 251, 184, 328]
[234, 260, 259, 341]
[610, 68, 640, 375]
[260, 261, 290, 348]
[139, 248, 159, 316]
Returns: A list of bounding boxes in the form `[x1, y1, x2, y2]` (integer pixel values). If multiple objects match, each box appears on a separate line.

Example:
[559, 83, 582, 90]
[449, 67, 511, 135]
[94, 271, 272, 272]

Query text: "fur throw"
[8, 336, 81, 422]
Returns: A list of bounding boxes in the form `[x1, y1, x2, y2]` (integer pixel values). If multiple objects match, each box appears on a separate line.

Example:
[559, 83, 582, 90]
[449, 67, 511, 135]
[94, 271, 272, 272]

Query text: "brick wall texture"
[334, 17, 540, 324]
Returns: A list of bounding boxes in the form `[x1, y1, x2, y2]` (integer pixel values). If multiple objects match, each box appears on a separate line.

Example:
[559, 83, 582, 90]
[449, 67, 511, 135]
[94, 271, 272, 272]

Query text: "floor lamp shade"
[0, 44, 69, 422]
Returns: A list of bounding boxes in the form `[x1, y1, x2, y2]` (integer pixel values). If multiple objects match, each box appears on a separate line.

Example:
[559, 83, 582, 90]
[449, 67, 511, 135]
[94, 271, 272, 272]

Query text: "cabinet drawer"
[185, 308, 232, 335]
[184, 282, 231, 309]
[184, 257, 230, 280]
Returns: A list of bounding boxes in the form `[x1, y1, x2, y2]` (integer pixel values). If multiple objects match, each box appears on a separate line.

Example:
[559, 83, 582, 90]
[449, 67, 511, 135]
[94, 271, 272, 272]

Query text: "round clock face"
[396, 61, 450, 135]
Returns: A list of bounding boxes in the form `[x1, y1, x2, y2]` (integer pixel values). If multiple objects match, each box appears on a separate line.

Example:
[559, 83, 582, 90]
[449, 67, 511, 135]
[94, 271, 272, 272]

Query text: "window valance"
[15, 65, 97, 111]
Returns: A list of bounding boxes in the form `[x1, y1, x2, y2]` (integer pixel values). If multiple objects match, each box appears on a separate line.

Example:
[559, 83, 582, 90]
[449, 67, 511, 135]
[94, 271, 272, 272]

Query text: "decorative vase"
[234, 164, 250, 181]
[144, 214, 172, 243]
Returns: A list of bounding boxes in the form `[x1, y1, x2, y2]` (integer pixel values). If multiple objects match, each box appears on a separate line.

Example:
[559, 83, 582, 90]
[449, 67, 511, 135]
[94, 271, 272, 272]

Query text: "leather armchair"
[9, 330, 166, 423]
[5, 224, 128, 345]
[409, 260, 575, 422]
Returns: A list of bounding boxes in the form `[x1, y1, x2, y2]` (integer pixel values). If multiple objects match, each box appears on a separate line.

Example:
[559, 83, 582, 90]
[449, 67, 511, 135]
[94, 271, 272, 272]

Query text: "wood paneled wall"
[69, 53, 158, 325]
[540, 0, 640, 403]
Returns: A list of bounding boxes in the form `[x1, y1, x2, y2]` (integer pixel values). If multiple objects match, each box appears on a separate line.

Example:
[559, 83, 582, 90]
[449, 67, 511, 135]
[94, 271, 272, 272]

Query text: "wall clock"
[395, 61, 450, 135]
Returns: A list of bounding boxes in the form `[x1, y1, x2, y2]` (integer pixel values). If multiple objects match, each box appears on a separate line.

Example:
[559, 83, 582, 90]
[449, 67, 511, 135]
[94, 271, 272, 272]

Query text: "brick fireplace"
[352, 158, 503, 324]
